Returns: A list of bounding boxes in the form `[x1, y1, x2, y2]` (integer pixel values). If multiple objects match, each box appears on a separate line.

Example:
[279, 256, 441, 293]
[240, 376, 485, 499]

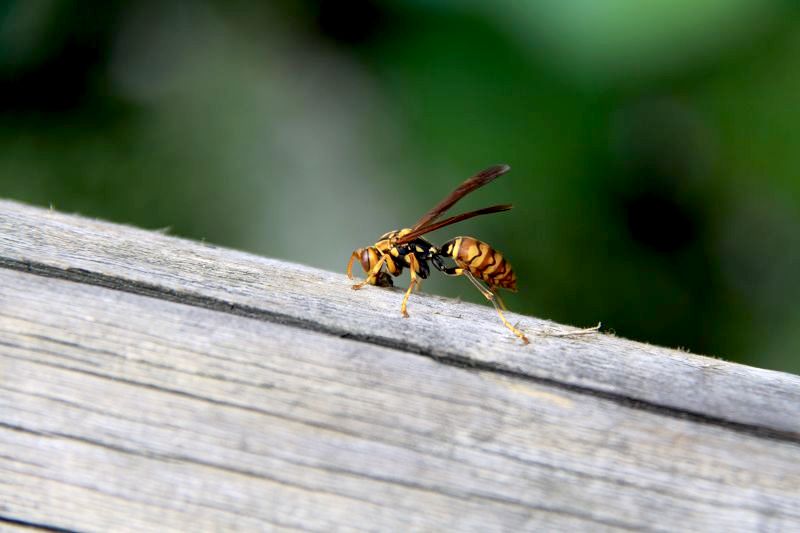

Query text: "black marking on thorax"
[391, 238, 436, 279]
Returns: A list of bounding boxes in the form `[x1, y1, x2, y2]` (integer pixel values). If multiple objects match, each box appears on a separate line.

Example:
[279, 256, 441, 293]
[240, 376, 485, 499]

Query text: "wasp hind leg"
[492, 289, 508, 311]
[461, 271, 529, 344]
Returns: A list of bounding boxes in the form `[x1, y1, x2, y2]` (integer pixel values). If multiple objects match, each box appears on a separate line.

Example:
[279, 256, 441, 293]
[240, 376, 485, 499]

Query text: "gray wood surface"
[0, 199, 799, 437]
[1, 199, 799, 531]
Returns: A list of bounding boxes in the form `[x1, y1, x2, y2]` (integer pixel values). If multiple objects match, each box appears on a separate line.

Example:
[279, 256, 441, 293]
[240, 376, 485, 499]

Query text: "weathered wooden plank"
[0, 199, 798, 438]
[1, 268, 799, 532]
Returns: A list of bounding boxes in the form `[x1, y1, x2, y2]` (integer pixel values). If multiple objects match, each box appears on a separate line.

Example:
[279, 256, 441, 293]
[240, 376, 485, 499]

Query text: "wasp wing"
[396, 204, 512, 244]
[411, 164, 511, 231]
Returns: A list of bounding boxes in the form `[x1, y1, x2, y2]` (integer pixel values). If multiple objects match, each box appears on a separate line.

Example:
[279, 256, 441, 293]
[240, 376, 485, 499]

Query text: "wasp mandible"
[347, 164, 529, 343]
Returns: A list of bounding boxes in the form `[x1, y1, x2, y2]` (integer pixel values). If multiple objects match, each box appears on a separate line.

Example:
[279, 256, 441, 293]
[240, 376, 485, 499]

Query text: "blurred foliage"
[1, 0, 799, 373]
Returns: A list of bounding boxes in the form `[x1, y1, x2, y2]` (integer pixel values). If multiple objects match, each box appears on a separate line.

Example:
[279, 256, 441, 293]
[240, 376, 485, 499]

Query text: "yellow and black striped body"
[441, 237, 517, 291]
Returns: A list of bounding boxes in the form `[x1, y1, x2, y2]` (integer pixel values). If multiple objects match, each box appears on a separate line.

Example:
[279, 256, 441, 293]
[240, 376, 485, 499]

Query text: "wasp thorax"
[380, 228, 413, 245]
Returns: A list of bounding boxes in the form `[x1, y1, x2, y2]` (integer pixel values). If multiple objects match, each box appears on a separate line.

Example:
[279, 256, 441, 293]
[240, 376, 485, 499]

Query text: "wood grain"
[2, 200, 800, 531]
[0, 199, 799, 438]
[2, 268, 799, 532]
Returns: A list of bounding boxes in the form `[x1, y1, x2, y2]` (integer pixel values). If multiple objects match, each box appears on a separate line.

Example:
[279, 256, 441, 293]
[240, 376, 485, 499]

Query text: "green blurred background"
[2, 0, 799, 373]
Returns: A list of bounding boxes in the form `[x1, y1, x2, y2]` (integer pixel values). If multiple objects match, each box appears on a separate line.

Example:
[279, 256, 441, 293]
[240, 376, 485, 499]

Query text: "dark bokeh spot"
[606, 99, 709, 256]
[2, 43, 103, 113]
[622, 186, 699, 253]
[0, 2, 123, 114]
[312, 0, 385, 45]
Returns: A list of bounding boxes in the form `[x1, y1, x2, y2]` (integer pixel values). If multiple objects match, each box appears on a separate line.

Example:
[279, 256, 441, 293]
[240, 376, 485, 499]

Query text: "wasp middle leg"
[400, 253, 423, 318]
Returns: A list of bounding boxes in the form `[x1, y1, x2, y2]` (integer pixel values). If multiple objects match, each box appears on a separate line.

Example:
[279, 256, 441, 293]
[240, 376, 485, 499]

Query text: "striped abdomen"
[441, 237, 517, 290]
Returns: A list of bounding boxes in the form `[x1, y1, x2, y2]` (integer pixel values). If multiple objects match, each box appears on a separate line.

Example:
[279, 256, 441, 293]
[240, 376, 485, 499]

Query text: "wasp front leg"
[351, 253, 388, 290]
[346, 250, 361, 280]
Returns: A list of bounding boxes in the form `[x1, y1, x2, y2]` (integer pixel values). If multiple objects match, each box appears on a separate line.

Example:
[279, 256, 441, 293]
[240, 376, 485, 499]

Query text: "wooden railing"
[1, 199, 798, 531]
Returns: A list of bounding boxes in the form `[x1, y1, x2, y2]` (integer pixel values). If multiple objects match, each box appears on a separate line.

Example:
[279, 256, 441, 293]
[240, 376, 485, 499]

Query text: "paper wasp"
[347, 164, 530, 343]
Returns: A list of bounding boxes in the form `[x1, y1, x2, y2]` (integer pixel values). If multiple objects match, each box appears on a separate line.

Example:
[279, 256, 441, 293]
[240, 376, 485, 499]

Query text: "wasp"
[347, 164, 530, 343]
